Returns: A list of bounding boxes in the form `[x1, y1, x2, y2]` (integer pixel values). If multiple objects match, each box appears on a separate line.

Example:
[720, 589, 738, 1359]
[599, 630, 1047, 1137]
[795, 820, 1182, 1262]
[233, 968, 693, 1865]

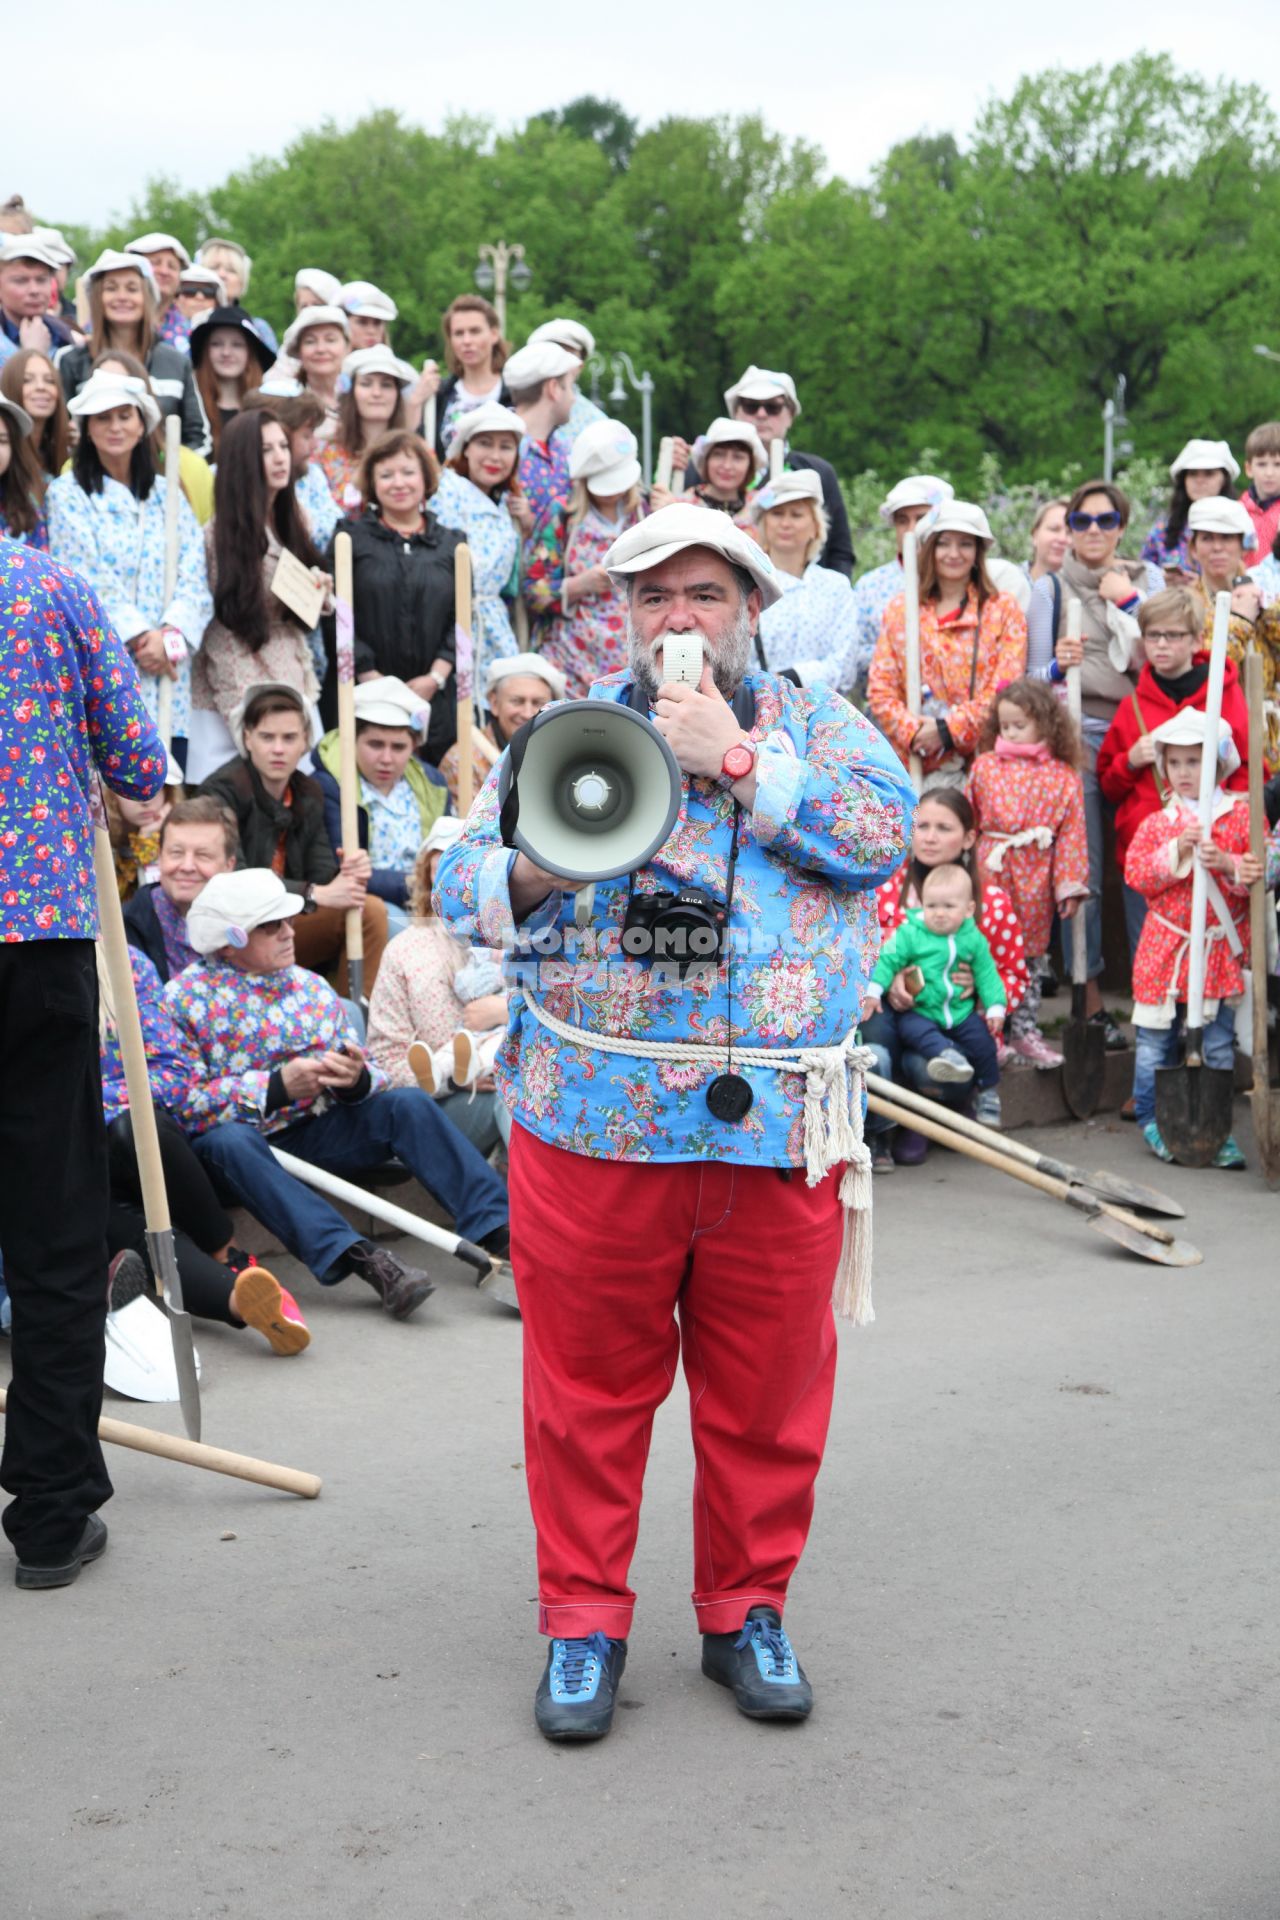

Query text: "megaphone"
[497, 699, 682, 883]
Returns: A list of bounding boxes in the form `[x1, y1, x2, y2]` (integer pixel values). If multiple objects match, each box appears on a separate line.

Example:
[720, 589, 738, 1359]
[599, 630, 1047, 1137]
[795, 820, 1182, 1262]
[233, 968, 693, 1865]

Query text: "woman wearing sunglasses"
[1025, 479, 1148, 1045]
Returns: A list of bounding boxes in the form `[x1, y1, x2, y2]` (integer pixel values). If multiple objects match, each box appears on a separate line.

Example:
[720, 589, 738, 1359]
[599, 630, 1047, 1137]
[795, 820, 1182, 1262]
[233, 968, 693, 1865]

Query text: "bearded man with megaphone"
[436, 503, 916, 1742]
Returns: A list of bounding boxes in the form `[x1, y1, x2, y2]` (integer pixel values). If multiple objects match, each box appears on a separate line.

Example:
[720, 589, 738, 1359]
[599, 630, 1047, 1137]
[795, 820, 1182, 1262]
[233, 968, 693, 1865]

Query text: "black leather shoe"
[15, 1514, 109, 1591]
[534, 1633, 627, 1741]
[701, 1606, 813, 1720]
[346, 1242, 435, 1320]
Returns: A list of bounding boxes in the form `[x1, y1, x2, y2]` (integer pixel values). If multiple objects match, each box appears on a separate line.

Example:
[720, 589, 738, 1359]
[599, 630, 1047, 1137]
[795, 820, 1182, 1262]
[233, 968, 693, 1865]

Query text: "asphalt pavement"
[3, 1106, 1278, 1919]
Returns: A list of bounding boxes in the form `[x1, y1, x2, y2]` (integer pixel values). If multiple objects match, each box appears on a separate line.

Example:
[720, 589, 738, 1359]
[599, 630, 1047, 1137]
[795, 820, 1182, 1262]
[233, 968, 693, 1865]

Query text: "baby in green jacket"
[862, 864, 1006, 1091]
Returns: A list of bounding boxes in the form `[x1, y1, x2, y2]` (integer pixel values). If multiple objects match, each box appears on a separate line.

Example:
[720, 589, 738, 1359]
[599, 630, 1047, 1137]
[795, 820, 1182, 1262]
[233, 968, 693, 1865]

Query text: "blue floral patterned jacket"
[434, 670, 915, 1165]
[0, 541, 167, 940]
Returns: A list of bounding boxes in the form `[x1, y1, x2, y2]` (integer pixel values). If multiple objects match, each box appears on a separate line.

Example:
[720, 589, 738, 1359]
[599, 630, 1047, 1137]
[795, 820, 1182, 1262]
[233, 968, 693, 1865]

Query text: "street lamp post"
[605, 350, 655, 483]
[1254, 343, 1280, 365]
[474, 241, 531, 338]
[1102, 373, 1132, 482]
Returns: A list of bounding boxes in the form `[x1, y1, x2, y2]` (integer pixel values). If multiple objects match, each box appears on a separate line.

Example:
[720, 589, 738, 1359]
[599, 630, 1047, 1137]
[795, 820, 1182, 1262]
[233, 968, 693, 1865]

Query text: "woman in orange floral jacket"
[868, 502, 1027, 784]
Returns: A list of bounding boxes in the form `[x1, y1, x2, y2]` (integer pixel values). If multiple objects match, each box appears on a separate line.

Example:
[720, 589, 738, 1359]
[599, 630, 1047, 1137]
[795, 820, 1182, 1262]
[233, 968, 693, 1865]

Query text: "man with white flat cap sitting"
[436, 501, 915, 1741]
[847, 474, 955, 699]
[166, 869, 511, 1320]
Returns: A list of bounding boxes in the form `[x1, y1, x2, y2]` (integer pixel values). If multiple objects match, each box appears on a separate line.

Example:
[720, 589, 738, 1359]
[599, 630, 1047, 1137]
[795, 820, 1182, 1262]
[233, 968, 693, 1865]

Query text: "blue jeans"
[861, 1007, 974, 1132]
[194, 1089, 509, 1281]
[1132, 1002, 1238, 1126]
[893, 1007, 999, 1091]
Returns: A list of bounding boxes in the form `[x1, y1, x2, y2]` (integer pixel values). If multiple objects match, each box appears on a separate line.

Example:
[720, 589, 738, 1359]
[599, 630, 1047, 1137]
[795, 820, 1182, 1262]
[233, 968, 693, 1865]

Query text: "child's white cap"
[1148, 709, 1240, 780]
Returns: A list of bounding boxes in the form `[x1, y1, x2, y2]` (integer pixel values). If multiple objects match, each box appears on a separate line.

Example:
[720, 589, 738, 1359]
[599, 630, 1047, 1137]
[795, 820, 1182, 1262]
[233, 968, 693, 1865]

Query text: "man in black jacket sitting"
[198, 683, 387, 994]
[709, 365, 855, 579]
[124, 795, 239, 983]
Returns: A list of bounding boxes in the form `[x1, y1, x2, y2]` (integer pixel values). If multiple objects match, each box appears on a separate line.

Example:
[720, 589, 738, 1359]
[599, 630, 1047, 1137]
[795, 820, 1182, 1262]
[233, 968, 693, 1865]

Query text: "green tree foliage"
[69, 54, 1280, 545]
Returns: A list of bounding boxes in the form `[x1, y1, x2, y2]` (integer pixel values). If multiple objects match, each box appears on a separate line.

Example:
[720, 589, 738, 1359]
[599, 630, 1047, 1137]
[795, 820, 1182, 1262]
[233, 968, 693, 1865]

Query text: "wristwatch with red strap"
[720, 738, 757, 785]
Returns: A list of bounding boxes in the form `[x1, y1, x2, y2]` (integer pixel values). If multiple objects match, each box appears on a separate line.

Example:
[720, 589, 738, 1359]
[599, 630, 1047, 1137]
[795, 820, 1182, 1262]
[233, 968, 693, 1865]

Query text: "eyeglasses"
[1143, 631, 1194, 644]
[256, 919, 287, 936]
[1067, 510, 1123, 532]
[737, 398, 788, 417]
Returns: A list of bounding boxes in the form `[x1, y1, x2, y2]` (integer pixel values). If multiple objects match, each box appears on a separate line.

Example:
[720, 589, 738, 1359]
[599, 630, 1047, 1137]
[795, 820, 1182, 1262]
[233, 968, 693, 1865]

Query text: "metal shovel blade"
[1061, 990, 1106, 1120]
[1087, 1213, 1203, 1267]
[1065, 1170, 1185, 1217]
[1154, 1047, 1235, 1168]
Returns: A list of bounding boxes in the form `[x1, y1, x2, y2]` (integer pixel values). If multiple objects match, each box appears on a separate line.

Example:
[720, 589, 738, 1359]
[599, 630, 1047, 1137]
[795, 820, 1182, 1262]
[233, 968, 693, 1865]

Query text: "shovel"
[333, 530, 364, 1005]
[902, 528, 923, 792]
[863, 1069, 1184, 1216]
[1060, 606, 1105, 1117]
[867, 1089, 1201, 1266]
[1245, 650, 1280, 1185]
[154, 412, 182, 755]
[1155, 591, 1236, 1164]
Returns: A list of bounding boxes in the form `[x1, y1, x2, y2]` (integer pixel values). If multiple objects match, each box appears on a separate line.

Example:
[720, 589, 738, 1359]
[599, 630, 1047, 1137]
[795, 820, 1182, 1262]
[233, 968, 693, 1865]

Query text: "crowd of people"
[3, 190, 1280, 1729]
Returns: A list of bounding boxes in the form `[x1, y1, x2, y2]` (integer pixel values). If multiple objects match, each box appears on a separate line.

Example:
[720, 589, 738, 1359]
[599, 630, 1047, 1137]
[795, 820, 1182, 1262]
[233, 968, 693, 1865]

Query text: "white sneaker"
[407, 1041, 436, 1094]
[974, 1088, 1003, 1129]
[452, 1030, 480, 1088]
[927, 1047, 974, 1084]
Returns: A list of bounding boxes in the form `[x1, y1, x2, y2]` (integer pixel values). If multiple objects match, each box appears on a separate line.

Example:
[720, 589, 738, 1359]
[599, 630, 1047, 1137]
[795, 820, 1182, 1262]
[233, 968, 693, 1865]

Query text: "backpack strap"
[1129, 690, 1170, 806]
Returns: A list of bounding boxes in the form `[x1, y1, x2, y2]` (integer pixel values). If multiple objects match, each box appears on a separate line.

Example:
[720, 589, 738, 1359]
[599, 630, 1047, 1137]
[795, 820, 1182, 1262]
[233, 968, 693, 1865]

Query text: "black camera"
[621, 886, 729, 976]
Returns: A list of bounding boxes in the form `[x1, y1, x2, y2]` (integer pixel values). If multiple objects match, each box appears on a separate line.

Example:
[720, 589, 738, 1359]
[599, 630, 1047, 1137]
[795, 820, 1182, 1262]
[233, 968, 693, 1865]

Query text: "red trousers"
[508, 1124, 845, 1640]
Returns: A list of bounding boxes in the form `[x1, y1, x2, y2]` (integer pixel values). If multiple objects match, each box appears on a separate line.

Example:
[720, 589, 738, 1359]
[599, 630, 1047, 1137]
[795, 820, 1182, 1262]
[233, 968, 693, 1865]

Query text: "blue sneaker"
[534, 1633, 627, 1741]
[701, 1606, 813, 1720]
[1212, 1134, 1247, 1170]
[1142, 1122, 1174, 1163]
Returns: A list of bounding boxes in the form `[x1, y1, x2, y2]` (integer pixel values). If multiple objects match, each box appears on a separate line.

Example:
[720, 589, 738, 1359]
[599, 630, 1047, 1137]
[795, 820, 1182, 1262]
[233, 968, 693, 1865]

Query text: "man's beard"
[627, 602, 755, 701]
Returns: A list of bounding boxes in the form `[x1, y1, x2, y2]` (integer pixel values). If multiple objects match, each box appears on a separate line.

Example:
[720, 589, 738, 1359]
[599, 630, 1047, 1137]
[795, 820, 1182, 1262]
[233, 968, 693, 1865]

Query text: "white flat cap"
[702, 416, 766, 468]
[1148, 709, 1240, 778]
[569, 418, 640, 495]
[751, 469, 824, 515]
[0, 235, 70, 273]
[528, 317, 595, 360]
[30, 226, 76, 267]
[503, 340, 579, 389]
[342, 344, 417, 389]
[84, 248, 157, 296]
[0, 395, 34, 439]
[186, 870, 304, 955]
[929, 500, 993, 543]
[126, 232, 191, 266]
[340, 280, 399, 322]
[448, 401, 526, 453]
[1187, 496, 1254, 540]
[1170, 438, 1239, 482]
[723, 364, 801, 418]
[67, 371, 161, 433]
[423, 815, 466, 857]
[295, 268, 343, 305]
[228, 680, 321, 755]
[280, 306, 350, 357]
[879, 473, 955, 522]
[484, 653, 567, 700]
[603, 502, 783, 608]
[178, 264, 227, 298]
[354, 674, 431, 737]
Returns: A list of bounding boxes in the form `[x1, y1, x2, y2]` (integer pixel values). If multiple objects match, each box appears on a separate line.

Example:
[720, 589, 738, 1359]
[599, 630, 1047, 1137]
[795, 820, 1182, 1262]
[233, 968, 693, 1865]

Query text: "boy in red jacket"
[1098, 588, 1249, 883]
[1240, 421, 1280, 563]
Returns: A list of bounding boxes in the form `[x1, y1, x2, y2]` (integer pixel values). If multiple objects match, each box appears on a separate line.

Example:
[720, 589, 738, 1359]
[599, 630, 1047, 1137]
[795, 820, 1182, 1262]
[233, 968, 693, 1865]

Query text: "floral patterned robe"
[967, 745, 1089, 957]
[1125, 795, 1252, 1022]
[429, 467, 519, 692]
[435, 672, 917, 1164]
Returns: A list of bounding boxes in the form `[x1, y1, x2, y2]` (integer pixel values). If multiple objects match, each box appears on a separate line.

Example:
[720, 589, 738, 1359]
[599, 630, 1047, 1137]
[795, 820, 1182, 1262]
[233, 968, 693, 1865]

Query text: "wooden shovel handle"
[93, 829, 170, 1241]
[334, 532, 363, 967]
[456, 543, 474, 814]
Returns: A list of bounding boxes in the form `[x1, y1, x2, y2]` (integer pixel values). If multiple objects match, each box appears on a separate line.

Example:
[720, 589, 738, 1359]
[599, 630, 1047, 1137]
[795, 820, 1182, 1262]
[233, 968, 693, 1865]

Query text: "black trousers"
[105, 1108, 238, 1326]
[0, 941, 113, 1564]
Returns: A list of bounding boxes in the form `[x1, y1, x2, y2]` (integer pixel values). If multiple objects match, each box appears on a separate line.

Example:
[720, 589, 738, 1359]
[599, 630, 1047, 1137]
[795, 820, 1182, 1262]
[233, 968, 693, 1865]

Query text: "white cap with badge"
[186, 870, 304, 956]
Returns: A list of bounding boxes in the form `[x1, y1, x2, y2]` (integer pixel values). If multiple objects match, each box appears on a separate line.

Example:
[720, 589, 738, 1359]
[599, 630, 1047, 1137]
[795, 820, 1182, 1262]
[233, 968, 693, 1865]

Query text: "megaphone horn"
[497, 699, 682, 883]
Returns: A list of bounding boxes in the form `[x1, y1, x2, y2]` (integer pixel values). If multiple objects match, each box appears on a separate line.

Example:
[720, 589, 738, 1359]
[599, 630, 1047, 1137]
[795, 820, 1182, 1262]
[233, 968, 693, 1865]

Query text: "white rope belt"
[521, 991, 878, 1323]
[981, 825, 1054, 873]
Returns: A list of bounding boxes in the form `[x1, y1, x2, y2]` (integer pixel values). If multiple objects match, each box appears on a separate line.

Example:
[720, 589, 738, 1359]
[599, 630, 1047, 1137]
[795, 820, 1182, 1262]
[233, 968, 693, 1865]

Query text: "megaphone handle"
[574, 884, 595, 929]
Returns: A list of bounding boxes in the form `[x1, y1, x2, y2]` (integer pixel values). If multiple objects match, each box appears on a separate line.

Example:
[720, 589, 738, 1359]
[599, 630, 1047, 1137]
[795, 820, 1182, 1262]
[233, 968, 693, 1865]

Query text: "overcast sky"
[11, 1, 1269, 230]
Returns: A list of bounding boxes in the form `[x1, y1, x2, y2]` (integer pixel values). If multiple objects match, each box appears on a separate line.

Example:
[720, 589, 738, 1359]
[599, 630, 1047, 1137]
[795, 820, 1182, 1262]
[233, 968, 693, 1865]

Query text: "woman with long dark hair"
[55, 250, 210, 454]
[1141, 438, 1236, 581]
[0, 348, 71, 477]
[189, 307, 274, 460]
[187, 409, 329, 782]
[0, 394, 48, 547]
[46, 369, 212, 759]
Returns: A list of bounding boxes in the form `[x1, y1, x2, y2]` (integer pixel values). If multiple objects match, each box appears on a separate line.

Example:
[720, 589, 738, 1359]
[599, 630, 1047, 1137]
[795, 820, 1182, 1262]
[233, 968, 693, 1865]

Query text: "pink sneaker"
[232, 1266, 311, 1356]
[1010, 1029, 1064, 1069]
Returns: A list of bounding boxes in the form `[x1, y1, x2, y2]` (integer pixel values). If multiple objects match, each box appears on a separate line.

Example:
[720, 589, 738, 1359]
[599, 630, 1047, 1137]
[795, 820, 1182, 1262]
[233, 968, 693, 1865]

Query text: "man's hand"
[510, 851, 563, 918]
[314, 872, 366, 911]
[281, 1055, 329, 1101]
[18, 315, 52, 355]
[316, 1043, 366, 1091]
[653, 663, 742, 778]
[1128, 735, 1158, 769]
[339, 846, 372, 884]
